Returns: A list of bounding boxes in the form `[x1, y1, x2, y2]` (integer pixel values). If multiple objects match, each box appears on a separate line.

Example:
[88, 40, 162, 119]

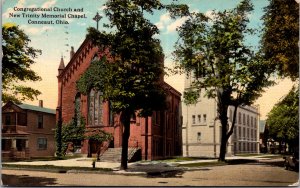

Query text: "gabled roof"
[17, 103, 56, 114]
[2, 101, 56, 114]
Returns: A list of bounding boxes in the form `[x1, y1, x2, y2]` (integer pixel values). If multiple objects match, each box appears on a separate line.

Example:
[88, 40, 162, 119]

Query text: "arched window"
[75, 93, 81, 126]
[88, 89, 103, 126]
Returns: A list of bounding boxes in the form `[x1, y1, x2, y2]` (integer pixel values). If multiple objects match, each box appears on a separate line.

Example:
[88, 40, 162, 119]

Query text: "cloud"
[3, 0, 29, 19]
[16, 0, 26, 7]
[2, 7, 14, 18]
[155, 12, 171, 30]
[42, 0, 56, 8]
[166, 16, 188, 33]
[205, 10, 216, 20]
[99, 5, 107, 11]
[20, 25, 54, 35]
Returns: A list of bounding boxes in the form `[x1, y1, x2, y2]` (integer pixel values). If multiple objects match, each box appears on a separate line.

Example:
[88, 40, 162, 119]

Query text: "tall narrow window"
[247, 115, 249, 126]
[203, 114, 207, 123]
[109, 102, 114, 126]
[192, 115, 195, 124]
[5, 115, 11, 125]
[38, 115, 43, 129]
[88, 89, 103, 126]
[238, 112, 241, 124]
[37, 138, 47, 150]
[198, 115, 201, 123]
[75, 93, 81, 126]
[197, 132, 201, 142]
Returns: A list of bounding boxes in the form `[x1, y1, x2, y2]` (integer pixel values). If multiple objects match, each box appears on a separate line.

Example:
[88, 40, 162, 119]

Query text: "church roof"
[58, 56, 65, 70]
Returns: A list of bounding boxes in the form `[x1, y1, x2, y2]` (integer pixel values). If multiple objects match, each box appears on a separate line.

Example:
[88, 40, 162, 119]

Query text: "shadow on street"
[2, 174, 57, 186]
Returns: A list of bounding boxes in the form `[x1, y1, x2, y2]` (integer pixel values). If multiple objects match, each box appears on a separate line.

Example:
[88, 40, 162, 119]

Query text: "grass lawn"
[157, 156, 216, 162]
[3, 155, 83, 163]
[178, 161, 227, 167]
[2, 163, 112, 172]
[235, 153, 284, 158]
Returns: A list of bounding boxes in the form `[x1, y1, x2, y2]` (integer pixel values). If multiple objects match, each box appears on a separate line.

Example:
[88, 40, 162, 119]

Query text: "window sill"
[192, 124, 207, 126]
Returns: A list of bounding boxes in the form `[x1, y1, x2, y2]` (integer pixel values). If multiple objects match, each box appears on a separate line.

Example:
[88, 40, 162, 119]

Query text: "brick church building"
[57, 38, 182, 160]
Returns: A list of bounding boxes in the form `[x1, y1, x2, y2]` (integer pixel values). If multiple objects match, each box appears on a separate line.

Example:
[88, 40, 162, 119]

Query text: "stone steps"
[100, 147, 140, 162]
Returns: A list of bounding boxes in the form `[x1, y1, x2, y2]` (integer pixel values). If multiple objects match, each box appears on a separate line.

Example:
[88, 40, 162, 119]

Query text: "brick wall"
[57, 39, 182, 160]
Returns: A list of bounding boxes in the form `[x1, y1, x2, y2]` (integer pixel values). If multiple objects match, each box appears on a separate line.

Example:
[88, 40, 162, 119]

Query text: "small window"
[38, 115, 43, 129]
[238, 112, 241, 124]
[197, 132, 201, 142]
[192, 115, 195, 124]
[37, 138, 47, 150]
[5, 115, 11, 125]
[247, 115, 249, 126]
[247, 128, 249, 138]
[203, 114, 207, 123]
[197, 115, 201, 123]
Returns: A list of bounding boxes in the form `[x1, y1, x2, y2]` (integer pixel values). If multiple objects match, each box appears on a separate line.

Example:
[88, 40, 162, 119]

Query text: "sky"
[2, 0, 296, 120]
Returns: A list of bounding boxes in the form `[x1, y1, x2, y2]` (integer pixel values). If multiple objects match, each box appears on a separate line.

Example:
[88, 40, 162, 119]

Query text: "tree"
[77, 0, 171, 170]
[2, 23, 42, 103]
[55, 116, 112, 158]
[173, 0, 274, 161]
[260, 0, 299, 80]
[267, 86, 299, 153]
[55, 117, 86, 157]
[85, 128, 113, 161]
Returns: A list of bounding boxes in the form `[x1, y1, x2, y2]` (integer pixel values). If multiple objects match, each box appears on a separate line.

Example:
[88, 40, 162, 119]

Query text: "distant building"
[182, 73, 260, 158]
[57, 39, 182, 160]
[259, 120, 269, 153]
[2, 101, 56, 160]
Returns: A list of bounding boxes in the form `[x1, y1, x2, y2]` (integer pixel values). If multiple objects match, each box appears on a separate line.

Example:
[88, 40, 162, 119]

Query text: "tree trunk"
[120, 109, 131, 170]
[219, 111, 228, 161]
[216, 88, 231, 162]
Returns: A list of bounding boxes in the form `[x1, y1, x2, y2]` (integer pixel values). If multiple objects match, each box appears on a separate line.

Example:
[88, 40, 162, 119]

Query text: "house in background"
[259, 120, 269, 153]
[57, 39, 182, 161]
[182, 72, 260, 158]
[2, 101, 56, 161]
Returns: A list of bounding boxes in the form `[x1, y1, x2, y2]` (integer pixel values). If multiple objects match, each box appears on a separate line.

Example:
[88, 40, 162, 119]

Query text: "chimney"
[39, 100, 43, 108]
[70, 46, 75, 60]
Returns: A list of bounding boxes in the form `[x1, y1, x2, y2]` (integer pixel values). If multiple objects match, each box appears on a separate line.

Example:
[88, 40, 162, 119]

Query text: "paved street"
[3, 161, 299, 186]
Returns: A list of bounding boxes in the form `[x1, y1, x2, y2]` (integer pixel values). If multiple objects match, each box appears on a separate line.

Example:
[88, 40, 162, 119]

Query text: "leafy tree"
[2, 23, 42, 103]
[267, 86, 299, 153]
[77, 0, 171, 170]
[86, 128, 113, 161]
[260, 0, 299, 80]
[55, 117, 85, 157]
[173, 0, 273, 161]
[55, 116, 112, 157]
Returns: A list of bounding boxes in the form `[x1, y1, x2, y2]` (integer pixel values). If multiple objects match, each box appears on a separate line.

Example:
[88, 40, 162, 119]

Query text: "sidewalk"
[2, 154, 282, 175]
